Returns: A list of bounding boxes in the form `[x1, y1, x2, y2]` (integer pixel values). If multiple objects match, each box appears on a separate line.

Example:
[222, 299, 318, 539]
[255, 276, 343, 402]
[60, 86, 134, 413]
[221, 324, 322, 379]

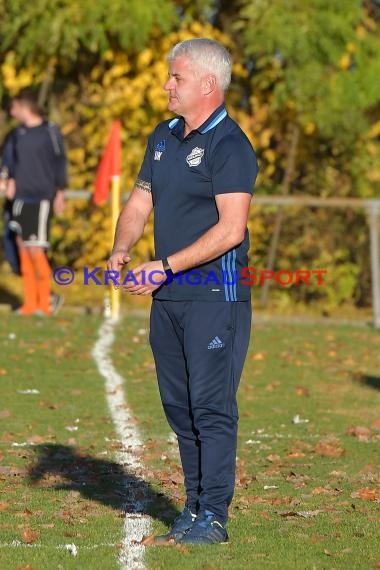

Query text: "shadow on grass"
[28, 443, 178, 525]
[358, 375, 380, 390]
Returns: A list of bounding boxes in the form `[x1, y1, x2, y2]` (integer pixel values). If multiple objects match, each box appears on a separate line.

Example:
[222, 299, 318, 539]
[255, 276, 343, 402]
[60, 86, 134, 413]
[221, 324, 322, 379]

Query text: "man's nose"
[164, 77, 174, 91]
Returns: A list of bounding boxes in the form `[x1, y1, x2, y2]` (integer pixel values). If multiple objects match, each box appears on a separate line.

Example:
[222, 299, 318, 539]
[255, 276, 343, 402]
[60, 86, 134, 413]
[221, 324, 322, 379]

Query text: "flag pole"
[110, 174, 121, 319]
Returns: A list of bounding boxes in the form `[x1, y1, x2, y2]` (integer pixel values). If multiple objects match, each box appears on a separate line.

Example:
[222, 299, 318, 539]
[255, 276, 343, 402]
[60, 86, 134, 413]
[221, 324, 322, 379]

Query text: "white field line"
[0, 541, 117, 551]
[92, 317, 151, 570]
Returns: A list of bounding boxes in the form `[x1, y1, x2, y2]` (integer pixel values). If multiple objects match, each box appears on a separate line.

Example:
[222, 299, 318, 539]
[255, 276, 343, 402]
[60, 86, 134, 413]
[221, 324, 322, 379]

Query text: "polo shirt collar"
[168, 103, 227, 139]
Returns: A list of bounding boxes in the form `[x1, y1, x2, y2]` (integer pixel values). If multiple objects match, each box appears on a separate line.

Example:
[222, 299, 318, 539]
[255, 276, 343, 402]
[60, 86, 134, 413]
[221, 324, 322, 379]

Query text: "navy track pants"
[149, 299, 251, 523]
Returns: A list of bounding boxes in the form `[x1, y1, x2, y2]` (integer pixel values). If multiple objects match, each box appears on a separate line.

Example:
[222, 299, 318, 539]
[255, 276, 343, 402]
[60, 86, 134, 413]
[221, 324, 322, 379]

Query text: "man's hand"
[53, 190, 65, 215]
[123, 260, 167, 296]
[107, 249, 132, 288]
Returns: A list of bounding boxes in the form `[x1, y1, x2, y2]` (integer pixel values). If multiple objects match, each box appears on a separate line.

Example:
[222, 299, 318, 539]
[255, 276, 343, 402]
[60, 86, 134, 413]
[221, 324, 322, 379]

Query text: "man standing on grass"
[4, 88, 66, 316]
[108, 38, 258, 544]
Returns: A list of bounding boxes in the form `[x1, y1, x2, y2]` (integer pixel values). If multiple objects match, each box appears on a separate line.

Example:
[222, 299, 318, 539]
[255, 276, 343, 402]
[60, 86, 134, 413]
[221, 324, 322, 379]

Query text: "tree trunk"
[38, 59, 55, 111]
[260, 122, 301, 307]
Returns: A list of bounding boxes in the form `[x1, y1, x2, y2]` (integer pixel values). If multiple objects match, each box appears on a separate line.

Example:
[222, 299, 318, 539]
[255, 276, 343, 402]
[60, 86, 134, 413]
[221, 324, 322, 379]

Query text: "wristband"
[162, 257, 173, 276]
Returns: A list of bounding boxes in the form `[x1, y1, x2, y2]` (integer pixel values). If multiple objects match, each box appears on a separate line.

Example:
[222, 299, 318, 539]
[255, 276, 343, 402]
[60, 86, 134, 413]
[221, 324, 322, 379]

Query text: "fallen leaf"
[279, 510, 321, 518]
[136, 534, 164, 546]
[22, 527, 40, 544]
[279, 511, 298, 518]
[312, 487, 331, 495]
[329, 470, 347, 478]
[0, 465, 27, 476]
[270, 497, 293, 505]
[265, 382, 280, 391]
[370, 419, 380, 431]
[266, 454, 281, 463]
[295, 385, 310, 397]
[0, 409, 11, 419]
[0, 501, 9, 511]
[351, 487, 379, 501]
[347, 426, 372, 441]
[27, 435, 48, 444]
[314, 440, 345, 457]
[38, 401, 59, 410]
[287, 450, 306, 458]
[174, 544, 190, 554]
[252, 352, 265, 361]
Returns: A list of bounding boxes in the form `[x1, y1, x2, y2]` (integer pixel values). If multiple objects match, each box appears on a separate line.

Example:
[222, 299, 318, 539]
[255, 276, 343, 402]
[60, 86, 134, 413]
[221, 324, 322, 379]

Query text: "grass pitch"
[0, 310, 379, 569]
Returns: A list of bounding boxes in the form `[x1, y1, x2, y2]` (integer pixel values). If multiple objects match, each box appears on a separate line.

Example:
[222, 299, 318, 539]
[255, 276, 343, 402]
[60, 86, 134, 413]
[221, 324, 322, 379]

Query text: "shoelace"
[197, 515, 213, 528]
[194, 512, 225, 531]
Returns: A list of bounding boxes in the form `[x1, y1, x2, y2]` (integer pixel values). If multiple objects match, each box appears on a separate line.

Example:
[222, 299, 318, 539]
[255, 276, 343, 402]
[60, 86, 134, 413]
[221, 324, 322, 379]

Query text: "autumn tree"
[233, 0, 380, 307]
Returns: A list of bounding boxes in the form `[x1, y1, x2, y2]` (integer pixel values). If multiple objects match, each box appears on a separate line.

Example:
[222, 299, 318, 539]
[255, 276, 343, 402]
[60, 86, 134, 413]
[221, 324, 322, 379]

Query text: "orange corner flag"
[93, 120, 121, 205]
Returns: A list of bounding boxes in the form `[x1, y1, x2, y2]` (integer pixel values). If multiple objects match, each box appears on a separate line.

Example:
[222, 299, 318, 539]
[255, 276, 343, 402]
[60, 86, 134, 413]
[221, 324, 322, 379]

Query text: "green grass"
[112, 317, 380, 570]
[0, 313, 124, 569]
[0, 311, 379, 569]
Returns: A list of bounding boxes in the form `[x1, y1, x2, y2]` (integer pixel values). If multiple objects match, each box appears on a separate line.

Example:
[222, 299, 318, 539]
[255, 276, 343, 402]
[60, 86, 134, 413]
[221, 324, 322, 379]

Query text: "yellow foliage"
[259, 128, 272, 148]
[304, 122, 316, 135]
[46, 21, 234, 269]
[68, 148, 85, 164]
[339, 54, 351, 70]
[232, 63, 248, 79]
[137, 49, 153, 69]
[265, 164, 276, 177]
[263, 149, 276, 163]
[367, 169, 380, 182]
[346, 42, 357, 54]
[356, 25, 366, 39]
[103, 50, 114, 62]
[1, 52, 37, 94]
[368, 121, 380, 139]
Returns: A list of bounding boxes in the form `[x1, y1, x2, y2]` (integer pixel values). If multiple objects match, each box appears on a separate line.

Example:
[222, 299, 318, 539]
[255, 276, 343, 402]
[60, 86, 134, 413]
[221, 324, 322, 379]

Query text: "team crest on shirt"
[186, 147, 205, 167]
[154, 140, 166, 161]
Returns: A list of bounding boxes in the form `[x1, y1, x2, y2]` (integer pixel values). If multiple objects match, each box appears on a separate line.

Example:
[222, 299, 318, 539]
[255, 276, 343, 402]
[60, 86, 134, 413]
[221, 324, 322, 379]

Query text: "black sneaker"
[177, 510, 229, 545]
[155, 506, 197, 543]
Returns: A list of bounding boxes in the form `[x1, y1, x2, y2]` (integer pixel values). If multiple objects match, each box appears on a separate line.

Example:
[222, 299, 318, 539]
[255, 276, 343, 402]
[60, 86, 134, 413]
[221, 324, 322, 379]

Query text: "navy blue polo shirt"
[137, 104, 259, 301]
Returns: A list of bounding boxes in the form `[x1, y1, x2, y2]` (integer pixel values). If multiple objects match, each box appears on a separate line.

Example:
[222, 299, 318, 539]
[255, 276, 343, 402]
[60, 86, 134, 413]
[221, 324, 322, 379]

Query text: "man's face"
[164, 55, 204, 115]
[10, 100, 27, 123]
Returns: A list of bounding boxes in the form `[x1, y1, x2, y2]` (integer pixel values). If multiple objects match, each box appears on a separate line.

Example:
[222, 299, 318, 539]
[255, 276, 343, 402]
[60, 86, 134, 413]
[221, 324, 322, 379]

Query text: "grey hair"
[168, 38, 232, 92]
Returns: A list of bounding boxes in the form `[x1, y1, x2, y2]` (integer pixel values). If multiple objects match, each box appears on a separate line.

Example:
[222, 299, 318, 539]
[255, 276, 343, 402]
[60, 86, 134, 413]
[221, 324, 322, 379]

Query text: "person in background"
[1, 136, 20, 276]
[4, 88, 67, 315]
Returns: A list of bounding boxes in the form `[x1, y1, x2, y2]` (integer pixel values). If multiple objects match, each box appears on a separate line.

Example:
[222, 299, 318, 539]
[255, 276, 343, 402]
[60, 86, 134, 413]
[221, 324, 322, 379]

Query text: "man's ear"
[201, 74, 217, 95]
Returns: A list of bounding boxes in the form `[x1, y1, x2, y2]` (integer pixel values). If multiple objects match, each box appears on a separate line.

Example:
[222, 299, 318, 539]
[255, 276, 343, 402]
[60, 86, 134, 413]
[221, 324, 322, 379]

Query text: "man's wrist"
[162, 257, 174, 278]
[112, 246, 129, 256]
[162, 257, 172, 272]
